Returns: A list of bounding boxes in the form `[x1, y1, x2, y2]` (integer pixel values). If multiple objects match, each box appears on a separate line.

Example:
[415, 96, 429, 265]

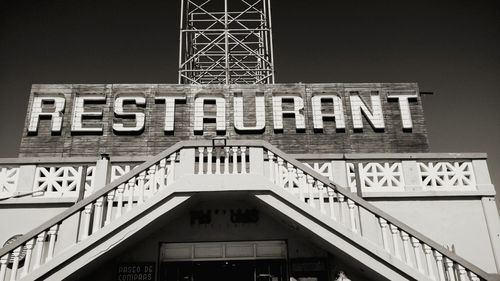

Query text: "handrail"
[258, 141, 493, 280]
[0, 140, 493, 280]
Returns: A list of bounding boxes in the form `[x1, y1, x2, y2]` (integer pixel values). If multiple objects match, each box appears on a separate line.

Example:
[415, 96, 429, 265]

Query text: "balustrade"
[195, 146, 249, 175]
[0, 143, 491, 281]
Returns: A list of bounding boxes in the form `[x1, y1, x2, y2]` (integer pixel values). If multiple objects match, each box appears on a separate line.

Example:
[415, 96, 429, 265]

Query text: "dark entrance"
[160, 259, 286, 281]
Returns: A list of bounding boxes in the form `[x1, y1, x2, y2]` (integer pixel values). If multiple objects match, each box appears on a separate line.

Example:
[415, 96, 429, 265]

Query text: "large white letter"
[233, 92, 266, 132]
[113, 96, 146, 133]
[387, 93, 418, 130]
[194, 96, 226, 133]
[155, 94, 186, 132]
[71, 95, 106, 133]
[311, 94, 345, 131]
[350, 92, 385, 130]
[272, 95, 305, 131]
[28, 96, 66, 134]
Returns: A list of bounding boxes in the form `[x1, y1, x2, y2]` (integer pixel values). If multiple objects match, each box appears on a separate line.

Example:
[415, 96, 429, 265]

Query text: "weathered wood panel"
[19, 83, 429, 157]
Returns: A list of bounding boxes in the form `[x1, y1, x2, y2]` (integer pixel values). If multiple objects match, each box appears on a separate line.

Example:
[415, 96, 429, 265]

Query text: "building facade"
[0, 1, 499, 281]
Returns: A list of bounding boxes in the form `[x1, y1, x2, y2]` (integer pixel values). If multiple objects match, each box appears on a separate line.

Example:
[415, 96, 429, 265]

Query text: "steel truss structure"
[178, 0, 275, 84]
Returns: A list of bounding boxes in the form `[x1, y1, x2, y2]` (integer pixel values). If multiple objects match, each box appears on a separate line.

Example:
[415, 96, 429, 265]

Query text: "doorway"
[159, 241, 287, 281]
[161, 259, 286, 281]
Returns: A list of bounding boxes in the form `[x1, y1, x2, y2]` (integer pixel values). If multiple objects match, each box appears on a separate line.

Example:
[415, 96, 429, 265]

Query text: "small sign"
[117, 262, 155, 281]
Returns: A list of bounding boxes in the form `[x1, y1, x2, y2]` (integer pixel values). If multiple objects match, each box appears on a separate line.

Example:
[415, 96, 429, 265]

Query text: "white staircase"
[0, 140, 494, 281]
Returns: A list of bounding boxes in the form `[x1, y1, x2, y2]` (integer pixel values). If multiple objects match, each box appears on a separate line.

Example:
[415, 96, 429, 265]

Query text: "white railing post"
[318, 182, 326, 214]
[411, 237, 424, 273]
[445, 258, 457, 281]
[296, 170, 305, 202]
[423, 245, 435, 280]
[9, 247, 21, 281]
[137, 172, 146, 204]
[215, 148, 221, 175]
[105, 191, 115, 225]
[402, 231, 412, 266]
[92, 197, 104, 233]
[434, 251, 446, 281]
[286, 163, 294, 189]
[93, 156, 110, 193]
[168, 153, 177, 184]
[33, 232, 46, 270]
[206, 147, 213, 174]
[401, 160, 422, 192]
[379, 218, 390, 252]
[16, 165, 37, 195]
[82, 204, 93, 240]
[224, 147, 230, 174]
[178, 148, 195, 178]
[307, 176, 315, 208]
[197, 147, 205, 174]
[21, 239, 35, 278]
[0, 255, 8, 281]
[328, 189, 337, 221]
[267, 151, 275, 181]
[347, 200, 357, 233]
[390, 224, 401, 259]
[158, 159, 167, 189]
[249, 147, 264, 175]
[240, 147, 247, 174]
[46, 225, 59, 261]
[127, 178, 135, 211]
[231, 147, 238, 174]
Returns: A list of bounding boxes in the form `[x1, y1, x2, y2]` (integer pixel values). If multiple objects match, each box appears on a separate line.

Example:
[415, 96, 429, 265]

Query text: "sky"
[0, 0, 499, 205]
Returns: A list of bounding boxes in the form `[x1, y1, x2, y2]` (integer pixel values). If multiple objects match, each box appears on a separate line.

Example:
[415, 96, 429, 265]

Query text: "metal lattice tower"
[178, 0, 275, 84]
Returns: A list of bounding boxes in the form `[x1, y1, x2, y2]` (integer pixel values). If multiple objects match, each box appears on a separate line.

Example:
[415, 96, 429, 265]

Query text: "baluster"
[390, 224, 401, 259]
[215, 148, 221, 174]
[21, 239, 35, 278]
[148, 166, 156, 193]
[158, 159, 167, 189]
[379, 218, 390, 252]
[423, 245, 435, 280]
[457, 265, 467, 281]
[411, 237, 424, 273]
[137, 172, 146, 204]
[277, 158, 284, 187]
[116, 184, 125, 218]
[231, 147, 238, 174]
[240, 147, 247, 174]
[127, 178, 135, 211]
[33, 232, 46, 270]
[286, 163, 294, 189]
[92, 197, 104, 233]
[434, 251, 446, 281]
[468, 272, 480, 281]
[267, 151, 275, 182]
[9, 247, 21, 281]
[401, 231, 412, 266]
[197, 147, 204, 174]
[296, 170, 305, 201]
[82, 204, 93, 240]
[328, 189, 337, 221]
[0, 254, 8, 281]
[338, 194, 345, 225]
[46, 225, 59, 261]
[445, 258, 457, 281]
[206, 147, 213, 174]
[347, 200, 357, 233]
[167, 153, 176, 184]
[105, 191, 115, 225]
[317, 182, 326, 214]
[307, 176, 316, 208]
[224, 147, 230, 174]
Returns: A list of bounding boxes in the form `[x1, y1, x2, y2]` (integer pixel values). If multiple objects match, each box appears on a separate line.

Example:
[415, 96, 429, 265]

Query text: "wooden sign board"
[19, 83, 429, 157]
